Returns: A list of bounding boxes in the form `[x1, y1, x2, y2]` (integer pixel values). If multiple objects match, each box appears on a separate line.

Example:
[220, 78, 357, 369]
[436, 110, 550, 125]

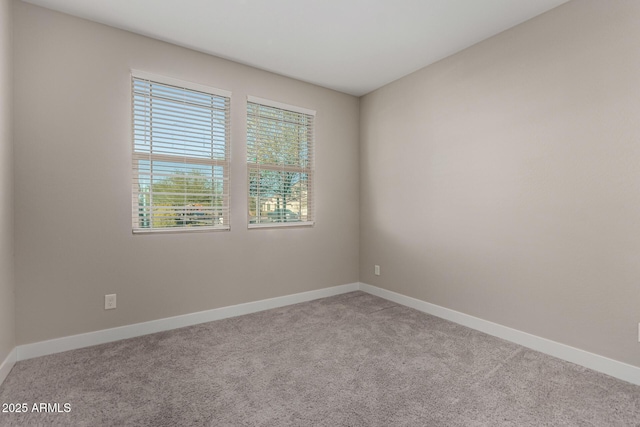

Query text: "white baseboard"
[359, 283, 640, 386]
[0, 347, 17, 386]
[14, 281, 640, 387]
[17, 283, 360, 361]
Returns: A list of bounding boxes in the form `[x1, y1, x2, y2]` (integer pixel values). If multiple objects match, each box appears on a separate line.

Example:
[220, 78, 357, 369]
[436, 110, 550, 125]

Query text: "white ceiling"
[22, 0, 569, 96]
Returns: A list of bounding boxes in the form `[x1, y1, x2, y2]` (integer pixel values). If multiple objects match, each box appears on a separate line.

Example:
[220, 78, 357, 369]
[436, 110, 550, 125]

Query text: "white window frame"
[131, 70, 232, 234]
[246, 96, 315, 229]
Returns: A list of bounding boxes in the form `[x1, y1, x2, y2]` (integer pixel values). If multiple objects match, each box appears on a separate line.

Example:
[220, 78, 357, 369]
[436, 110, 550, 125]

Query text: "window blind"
[131, 72, 231, 232]
[247, 96, 315, 227]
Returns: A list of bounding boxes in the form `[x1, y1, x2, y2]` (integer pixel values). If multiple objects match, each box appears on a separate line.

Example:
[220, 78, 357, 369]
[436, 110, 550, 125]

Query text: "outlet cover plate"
[105, 294, 117, 310]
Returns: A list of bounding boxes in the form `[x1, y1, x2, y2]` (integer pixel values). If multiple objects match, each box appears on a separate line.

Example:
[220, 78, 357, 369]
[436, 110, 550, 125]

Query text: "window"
[131, 71, 231, 233]
[247, 96, 315, 227]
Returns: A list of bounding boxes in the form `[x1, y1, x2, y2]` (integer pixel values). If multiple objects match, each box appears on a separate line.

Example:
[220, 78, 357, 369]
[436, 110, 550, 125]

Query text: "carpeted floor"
[0, 291, 639, 426]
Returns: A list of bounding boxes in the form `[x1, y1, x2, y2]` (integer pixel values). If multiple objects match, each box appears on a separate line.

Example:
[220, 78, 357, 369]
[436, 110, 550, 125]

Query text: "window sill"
[248, 221, 314, 229]
[132, 226, 230, 234]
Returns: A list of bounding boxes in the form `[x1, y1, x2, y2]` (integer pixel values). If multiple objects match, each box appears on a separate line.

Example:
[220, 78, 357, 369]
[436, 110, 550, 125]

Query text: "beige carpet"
[0, 291, 639, 426]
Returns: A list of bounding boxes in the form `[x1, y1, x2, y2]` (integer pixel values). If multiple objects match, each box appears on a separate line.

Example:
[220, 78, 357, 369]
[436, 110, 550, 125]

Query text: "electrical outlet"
[638, 323, 640, 343]
[374, 265, 380, 276]
[105, 294, 117, 310]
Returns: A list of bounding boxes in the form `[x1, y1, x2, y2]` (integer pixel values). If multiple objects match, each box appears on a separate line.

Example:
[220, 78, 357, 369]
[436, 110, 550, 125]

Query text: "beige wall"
[0, 0, 15, 363]
[360, 0, 640, 367]
[13, 2, 360, 345]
